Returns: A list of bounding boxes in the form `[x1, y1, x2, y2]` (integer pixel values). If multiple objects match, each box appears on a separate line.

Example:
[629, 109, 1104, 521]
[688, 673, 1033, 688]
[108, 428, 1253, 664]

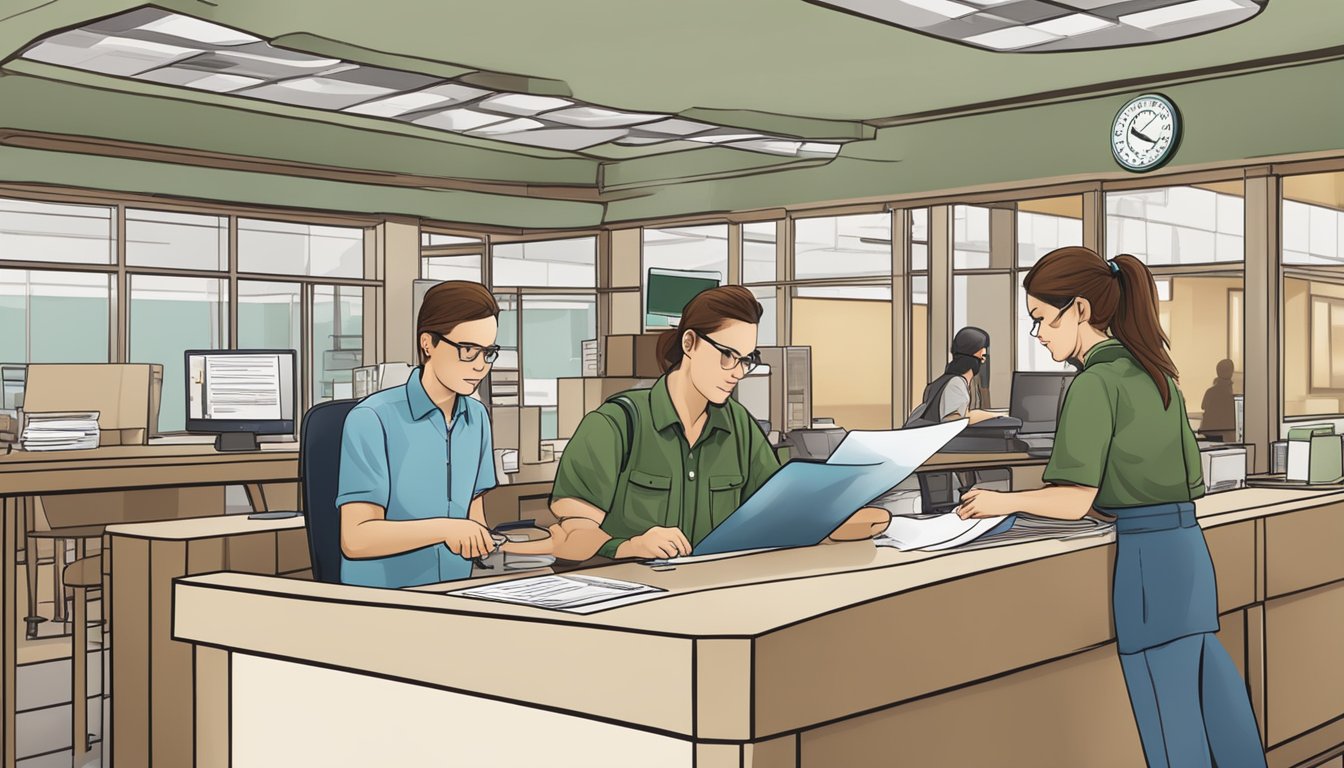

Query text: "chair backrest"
[300, 399, 359, 583]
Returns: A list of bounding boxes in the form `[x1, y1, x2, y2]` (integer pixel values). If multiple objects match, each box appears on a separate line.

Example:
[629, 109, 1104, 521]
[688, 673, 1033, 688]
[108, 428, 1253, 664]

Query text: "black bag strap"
[608, 395, 638, 474]
[907, 373, 959, 427]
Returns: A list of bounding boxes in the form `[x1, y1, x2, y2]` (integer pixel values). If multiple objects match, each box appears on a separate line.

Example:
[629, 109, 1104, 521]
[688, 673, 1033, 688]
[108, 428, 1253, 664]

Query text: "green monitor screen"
[646, 268, 721, 322]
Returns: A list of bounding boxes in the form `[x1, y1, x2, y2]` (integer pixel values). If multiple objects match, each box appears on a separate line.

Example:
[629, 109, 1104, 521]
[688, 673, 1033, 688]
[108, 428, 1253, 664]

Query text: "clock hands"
[1130, 126, 1157, 144]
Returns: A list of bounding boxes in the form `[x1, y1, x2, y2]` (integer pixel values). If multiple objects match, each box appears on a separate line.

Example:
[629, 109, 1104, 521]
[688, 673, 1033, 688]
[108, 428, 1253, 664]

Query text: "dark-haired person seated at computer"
[905, 326, 997, 427]
[537, 286, 890, 562]
[336, 281, 500, 589]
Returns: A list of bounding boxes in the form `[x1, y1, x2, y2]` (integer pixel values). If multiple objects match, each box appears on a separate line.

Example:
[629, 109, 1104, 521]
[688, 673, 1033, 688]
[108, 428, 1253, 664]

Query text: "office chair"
[300, 399, 359, 584]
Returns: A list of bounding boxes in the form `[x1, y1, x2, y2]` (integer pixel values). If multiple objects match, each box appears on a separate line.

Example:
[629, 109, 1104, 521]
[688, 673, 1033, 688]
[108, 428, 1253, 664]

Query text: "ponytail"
[1024, 247, 1179, 408]
[1109, 254, 1179, 408]
[655, 285, 763, 374]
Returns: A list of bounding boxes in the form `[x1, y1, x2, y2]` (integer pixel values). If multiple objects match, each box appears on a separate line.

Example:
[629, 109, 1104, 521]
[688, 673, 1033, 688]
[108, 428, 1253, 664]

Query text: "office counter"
[174, 487, 1344, 768]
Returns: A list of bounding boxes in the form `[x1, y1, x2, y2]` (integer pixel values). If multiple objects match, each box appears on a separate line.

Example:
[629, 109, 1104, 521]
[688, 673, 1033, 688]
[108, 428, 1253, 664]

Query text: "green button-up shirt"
[1043, 338, 1205, 508]
[550, 376, 781, 558]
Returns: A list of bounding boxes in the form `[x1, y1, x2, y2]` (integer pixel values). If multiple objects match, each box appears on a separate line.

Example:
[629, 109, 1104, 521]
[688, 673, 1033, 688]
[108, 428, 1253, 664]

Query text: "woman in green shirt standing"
[546, 285, 890, 561]
[957, 247, 1265, 768]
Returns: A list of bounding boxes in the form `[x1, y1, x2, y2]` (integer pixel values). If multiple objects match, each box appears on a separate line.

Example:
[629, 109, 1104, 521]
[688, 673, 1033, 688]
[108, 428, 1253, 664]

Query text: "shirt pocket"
[708, 474, 745, 528]
[623, 469, 673, 530]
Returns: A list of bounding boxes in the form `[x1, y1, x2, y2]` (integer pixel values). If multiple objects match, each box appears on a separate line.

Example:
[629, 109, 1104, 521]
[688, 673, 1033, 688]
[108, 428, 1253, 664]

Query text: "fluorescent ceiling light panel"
[1030, 13, 1114, 35]
[903, 0, 977, 18]
[19, 8, 855, 159]
[964, 25, 1061, 49]
[344, 91, 457, 116]
[136, 14, 260, 45]
[477, 93, 573, 115]
[412, 108, 510, 131]
[485, 128, 629, 151]
[544, 107, 666, 128]
[468, 117, 546, 135]
[1120, 0, 1244, 29]
[639, 118, 718, 136]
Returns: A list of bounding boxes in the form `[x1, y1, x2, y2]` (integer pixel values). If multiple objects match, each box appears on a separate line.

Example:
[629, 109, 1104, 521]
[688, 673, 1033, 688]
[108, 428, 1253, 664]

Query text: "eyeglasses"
[695, 331, 761, 374]
[1028, 299, 1077, 339]
[427, 331, 500, 364]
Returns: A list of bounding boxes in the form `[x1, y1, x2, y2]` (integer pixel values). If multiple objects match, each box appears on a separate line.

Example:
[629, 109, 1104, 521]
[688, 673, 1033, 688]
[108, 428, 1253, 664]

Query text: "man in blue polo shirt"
[336, 281, 501, 589]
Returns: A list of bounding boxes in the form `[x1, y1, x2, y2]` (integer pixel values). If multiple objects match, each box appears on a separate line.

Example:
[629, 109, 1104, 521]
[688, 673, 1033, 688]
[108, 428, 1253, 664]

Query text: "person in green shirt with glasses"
[956, 247, 1266, 768]
[545, 285, 890, 561]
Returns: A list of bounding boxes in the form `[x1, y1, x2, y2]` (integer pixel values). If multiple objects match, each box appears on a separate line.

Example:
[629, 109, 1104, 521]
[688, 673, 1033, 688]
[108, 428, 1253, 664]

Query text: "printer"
[940, 415, 1030, 454]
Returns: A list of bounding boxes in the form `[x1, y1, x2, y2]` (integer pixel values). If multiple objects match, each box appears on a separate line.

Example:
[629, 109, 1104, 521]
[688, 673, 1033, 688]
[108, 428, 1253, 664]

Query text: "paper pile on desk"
[876, 512, 1112, 552]
[451, 574, 665, 613]
[19, 411, 100, 451]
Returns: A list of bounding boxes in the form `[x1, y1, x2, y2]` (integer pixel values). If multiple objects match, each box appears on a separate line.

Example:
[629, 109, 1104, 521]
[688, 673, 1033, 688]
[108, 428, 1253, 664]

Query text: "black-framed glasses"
[695, 331, 761, 374]
[428, 331, 500, 364]
[1028, 299, 1077, 339]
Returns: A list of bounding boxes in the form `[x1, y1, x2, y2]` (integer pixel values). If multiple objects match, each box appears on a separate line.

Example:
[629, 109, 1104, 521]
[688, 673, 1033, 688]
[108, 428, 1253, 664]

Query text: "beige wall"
[1283, 277, 1344, 417]
[792, 297, 892, 430]
[1164, 276, 1243, 419]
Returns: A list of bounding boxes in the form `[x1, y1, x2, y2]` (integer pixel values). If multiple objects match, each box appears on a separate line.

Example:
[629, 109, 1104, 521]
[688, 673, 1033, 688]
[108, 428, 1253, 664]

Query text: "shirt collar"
[405, 367, 471, 424]
[1082, 338, 1126, 369]
[650, 375, 734, 437]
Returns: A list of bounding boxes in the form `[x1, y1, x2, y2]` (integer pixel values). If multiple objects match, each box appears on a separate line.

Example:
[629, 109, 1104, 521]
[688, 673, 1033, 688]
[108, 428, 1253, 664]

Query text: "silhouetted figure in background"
[1200, 359, 1237, 442]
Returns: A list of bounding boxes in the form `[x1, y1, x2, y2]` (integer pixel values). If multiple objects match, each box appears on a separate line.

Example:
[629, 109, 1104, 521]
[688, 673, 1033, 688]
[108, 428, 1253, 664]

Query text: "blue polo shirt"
[336, 369, 496, 588]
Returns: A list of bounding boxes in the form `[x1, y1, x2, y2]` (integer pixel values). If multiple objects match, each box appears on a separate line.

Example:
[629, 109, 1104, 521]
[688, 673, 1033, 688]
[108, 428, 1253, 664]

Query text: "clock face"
[1111, 95, 1180, 172]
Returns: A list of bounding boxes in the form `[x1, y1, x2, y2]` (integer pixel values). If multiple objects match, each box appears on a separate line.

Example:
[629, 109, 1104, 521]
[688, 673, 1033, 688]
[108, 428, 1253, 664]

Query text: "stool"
[64, 555, 102, 760]
[25, 525, 104, 639]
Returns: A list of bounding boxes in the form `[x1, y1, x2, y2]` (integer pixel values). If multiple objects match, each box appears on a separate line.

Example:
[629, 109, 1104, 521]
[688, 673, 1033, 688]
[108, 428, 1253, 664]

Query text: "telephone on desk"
[941, 415, 1030, 454]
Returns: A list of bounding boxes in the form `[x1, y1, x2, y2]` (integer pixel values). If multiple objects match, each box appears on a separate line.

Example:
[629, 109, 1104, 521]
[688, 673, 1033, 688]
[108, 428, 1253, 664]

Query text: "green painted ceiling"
[0, 0, 1341, 229]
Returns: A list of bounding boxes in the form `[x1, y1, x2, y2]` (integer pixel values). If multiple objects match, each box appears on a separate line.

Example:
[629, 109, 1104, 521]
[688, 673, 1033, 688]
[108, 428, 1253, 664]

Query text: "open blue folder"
[690, 420, 969, 557]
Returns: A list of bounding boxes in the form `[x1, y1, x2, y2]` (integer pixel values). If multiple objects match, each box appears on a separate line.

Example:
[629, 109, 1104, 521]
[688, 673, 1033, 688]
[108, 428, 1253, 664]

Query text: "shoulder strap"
[908, 373, 958, 426]
[608, 395, 638, 474]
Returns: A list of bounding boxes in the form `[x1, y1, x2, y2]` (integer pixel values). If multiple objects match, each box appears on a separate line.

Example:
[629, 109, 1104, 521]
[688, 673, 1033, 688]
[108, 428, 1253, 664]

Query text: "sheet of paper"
[451, 574, 664, 611]
[920, 515, 1015, 551]
[876, 512, 1006, 551]
[205, 354, 283, 420]
[827, 420, 968, 469]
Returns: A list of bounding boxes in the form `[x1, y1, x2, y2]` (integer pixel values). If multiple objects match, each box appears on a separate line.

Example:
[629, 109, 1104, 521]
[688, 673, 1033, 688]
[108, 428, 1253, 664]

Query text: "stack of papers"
[19, 411, 100, 451]
[452, 574, 665, 612]
[876, 512, 1113, 552]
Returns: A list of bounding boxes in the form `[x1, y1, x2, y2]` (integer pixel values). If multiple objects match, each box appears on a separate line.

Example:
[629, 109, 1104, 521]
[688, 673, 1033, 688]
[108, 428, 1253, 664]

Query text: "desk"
[106, 515, 309, 768]
[174, 487, 1344, 768]
[0, 445, 298, 768]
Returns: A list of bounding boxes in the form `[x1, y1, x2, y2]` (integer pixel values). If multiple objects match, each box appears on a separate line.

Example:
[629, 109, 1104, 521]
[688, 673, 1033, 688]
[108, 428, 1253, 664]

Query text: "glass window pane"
[742, 222, 777, 284]
[129, 275, 227, 432]
[522, 294, 596, 440]
[1017, 210, 1082, 267]
[794, 214, 890, 280]
[492, 237, 596, 288]
[954, 205, 990, 270]
[0, 269, 111, 363]
[422, 254, 482, 282]
[911, 243, 928, 273]
[791, 284, 891, 430]
[494, 293, 520, 370]
[238, 281, 301, 352]
[749, 287, 776, 347]
[422, 232, 483, 247]
[953, 273, 1012, 406]
[238, 219, 364, 278]
[0, 197, 113, 264]
[1106, 186, 1243, 265]
[912, 276, 928, 403]
[910, 208, 929, 244]
[126, 209, 227, 270]
[312, 285, 363, 403]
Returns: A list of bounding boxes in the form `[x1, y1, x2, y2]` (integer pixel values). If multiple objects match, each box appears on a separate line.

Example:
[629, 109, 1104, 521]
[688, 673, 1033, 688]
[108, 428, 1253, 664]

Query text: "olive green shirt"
[1043, 338, 1205, 508]
[550, 376, 781, 558]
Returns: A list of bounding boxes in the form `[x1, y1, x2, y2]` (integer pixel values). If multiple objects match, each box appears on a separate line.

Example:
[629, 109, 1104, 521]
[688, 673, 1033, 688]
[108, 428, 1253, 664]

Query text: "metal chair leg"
[71, 584, 88, 761]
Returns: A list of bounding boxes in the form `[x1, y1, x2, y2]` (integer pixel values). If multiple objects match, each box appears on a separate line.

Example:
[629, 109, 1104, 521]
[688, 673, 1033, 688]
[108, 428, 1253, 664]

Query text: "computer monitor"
[1009, 371, 1076, 435]
[646, 268, 720, 326]
[185, 349, 297, 452]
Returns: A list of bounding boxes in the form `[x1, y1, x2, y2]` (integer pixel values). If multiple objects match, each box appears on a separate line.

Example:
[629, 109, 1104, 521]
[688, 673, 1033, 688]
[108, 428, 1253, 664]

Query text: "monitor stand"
[215, 432, 259, 452]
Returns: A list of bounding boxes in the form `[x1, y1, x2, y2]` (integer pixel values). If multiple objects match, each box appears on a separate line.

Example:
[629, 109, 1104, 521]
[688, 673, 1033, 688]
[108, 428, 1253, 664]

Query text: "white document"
[451, 574, 664, 612]
[205, 355, 283, 420]
[876, 512, 1002, 551]
[827, 419, 968, 469]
